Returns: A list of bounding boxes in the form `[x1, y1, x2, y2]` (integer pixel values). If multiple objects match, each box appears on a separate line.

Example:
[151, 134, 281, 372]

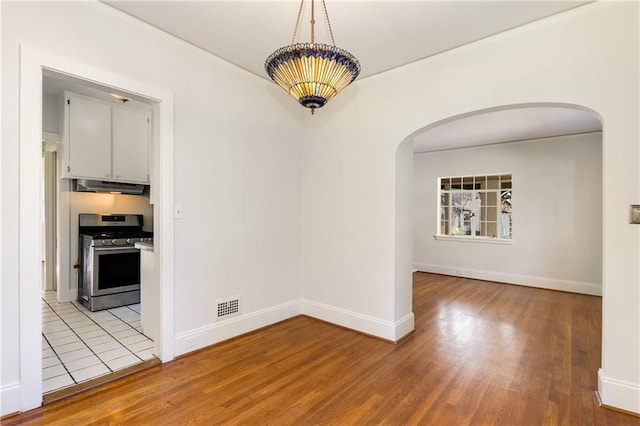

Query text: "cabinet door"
[68, 96, 112, 179]
[112, 106, 150, 183]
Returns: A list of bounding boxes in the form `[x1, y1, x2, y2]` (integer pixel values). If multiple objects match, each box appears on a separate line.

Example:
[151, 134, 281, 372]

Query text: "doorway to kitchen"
[18, 46, 175, 412]
[40, 72, 160, 397]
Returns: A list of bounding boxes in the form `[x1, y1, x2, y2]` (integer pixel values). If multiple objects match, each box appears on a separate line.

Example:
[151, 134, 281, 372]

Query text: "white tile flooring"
[42, 292, 155, 394]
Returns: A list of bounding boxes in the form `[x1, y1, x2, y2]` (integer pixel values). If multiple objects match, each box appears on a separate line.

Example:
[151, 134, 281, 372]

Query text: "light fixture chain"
[321, 0, 336, 46]
[310, 0, 315, 44]
[291, 0, 306, 44]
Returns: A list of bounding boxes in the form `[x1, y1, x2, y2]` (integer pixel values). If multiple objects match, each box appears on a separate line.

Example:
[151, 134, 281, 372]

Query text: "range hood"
[74, 179, 146, 195]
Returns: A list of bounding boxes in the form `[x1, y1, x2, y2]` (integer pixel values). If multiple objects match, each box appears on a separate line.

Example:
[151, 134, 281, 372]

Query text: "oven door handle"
[92, 246, 139, 252]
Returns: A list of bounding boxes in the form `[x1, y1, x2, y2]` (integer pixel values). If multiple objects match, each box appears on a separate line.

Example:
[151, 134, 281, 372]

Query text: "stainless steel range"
[78, 213, 153, 311]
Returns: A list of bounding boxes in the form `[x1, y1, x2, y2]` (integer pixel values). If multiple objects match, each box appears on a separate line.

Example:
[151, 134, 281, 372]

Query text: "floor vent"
[216, 296, 240, 320]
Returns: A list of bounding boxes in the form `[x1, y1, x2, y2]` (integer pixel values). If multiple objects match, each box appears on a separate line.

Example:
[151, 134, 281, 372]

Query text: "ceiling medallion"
[264, 0, 361, 114]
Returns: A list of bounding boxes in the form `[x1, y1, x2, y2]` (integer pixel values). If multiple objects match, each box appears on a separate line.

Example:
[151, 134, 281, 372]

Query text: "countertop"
[134, 241, 154, 252]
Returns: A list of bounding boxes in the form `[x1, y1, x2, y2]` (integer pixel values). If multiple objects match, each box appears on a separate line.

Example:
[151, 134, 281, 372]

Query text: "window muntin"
[438, 174, 512, 239]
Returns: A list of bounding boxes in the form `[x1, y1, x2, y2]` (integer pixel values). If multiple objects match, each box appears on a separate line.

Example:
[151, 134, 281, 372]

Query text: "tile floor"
[42, 291, 155, 394]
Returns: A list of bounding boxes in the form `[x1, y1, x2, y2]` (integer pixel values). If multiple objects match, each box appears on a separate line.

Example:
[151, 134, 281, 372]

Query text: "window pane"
[501, 190, 512, 238]
[440, 193, 447, 222]
[440, 178, 450, 190]
[487, 175, 499, 189]
[500, 175, 512, 189]
[451, 177, 461, 189]
[477, 176, 487, 190]
[462, 176, 474, 190]
[487, 191, 497, 206]
[486, 222, 497, 238]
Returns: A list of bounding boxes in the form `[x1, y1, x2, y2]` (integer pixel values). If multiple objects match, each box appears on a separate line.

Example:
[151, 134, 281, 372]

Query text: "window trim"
[437, 173, 513, 242]
[433, 234, 514, 245]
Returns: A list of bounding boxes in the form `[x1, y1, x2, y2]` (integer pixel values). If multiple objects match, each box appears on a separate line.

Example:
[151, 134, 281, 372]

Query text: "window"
[438, 174, 512, 240]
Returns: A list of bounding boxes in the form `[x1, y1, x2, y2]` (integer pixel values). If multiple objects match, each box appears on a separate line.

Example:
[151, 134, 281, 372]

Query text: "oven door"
[90, 246, 141, 296]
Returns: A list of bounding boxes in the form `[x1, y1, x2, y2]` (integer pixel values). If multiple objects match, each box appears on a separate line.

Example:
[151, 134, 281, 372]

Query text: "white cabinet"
[62, 92, 150, 184]
[136, 243, 158, 344]
[67, 95, 112, 179]
[112, 106, 150, 183]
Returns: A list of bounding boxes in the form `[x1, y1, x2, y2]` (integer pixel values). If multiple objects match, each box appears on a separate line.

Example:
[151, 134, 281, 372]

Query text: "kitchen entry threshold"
[42, 292, 156, 398]
[43, 357, 161, 405]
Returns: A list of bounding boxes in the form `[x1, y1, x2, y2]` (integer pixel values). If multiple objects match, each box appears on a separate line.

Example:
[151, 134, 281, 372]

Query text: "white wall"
[1, 1, 303, 415]
[301, 2, 638, 413]
[413, 133, 602, 295]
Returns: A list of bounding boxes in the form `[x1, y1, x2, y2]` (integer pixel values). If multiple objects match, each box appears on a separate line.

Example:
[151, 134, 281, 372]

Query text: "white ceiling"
[412, 107, 602, 153]
[104, 0, 589, 81]
[48, 1, 601, 152]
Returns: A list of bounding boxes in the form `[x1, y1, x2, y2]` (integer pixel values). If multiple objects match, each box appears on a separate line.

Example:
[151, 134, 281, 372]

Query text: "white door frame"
[19, 45, 175, 411]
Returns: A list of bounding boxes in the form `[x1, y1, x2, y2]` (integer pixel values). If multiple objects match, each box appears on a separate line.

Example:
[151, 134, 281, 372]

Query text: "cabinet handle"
[67, 166, 70, 172]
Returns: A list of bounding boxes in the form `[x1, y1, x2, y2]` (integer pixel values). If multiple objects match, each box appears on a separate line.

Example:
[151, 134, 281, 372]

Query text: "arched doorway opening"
[400, 104, 603, 294]
[394, 101, 607, 412]
[395, 102, 603, 333]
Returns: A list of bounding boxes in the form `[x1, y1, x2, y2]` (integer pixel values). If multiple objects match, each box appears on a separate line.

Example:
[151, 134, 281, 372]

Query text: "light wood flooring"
[4, 272, 638, 425]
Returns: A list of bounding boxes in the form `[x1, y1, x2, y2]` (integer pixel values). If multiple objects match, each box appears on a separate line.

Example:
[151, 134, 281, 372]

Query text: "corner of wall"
[302, 299, 414, 342]
[173, 299, 303, 357]
[598, 369, 640, 415]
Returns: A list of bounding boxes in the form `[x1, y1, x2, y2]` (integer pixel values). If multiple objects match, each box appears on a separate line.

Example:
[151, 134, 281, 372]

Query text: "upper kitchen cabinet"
[61, 92, 150, 184]
[112, 106, 150, 183]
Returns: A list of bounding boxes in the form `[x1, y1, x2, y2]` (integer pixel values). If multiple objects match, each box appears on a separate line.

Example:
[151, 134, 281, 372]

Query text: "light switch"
[174, 204, 183, 219]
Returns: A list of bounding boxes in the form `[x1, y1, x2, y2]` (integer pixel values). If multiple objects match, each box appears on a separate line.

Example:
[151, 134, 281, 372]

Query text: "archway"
[394, 101, 604, 365]
[397, 104, 602, 295]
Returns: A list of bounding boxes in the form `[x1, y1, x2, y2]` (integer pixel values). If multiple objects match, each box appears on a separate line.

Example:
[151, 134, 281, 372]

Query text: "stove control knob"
[101, 240, 108, 245]
[126, 238, 132, 244]
[112, 239, 117, 245]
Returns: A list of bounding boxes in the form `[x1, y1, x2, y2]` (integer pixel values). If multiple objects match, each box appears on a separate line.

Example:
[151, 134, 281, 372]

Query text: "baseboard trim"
[595, 390, 640, 418]
[598, 369, 640, 415]
[0, 381, 20, 418]
[174, 299, 302, 356]
[414, 263, 602, 296]
[174, 297, 415, 356]
[302, 299, 414, 342]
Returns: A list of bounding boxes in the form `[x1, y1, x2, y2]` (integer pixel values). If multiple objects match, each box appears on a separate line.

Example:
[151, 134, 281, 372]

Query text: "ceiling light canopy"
[265, 0, 360, 114]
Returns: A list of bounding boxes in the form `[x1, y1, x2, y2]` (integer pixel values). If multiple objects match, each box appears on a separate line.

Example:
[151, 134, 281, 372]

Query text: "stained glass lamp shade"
[264, 0, 361, 114]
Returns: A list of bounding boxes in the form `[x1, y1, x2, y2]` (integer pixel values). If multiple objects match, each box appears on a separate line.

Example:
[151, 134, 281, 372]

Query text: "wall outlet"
[185, 335, 199, 349]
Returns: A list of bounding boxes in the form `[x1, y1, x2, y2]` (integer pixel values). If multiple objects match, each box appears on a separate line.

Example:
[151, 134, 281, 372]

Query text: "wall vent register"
[216, 297, 240, 320]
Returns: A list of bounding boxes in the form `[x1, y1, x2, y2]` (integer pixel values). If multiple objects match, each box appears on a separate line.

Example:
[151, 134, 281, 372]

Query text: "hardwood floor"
[5, 273, 637, 425]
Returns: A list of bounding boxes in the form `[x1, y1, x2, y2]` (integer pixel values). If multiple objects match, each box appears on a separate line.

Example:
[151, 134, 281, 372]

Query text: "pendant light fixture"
[264, 0, 361, 114]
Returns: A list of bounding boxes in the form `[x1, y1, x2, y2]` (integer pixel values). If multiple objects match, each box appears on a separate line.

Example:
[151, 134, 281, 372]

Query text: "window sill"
[434, 235, 514, 245]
